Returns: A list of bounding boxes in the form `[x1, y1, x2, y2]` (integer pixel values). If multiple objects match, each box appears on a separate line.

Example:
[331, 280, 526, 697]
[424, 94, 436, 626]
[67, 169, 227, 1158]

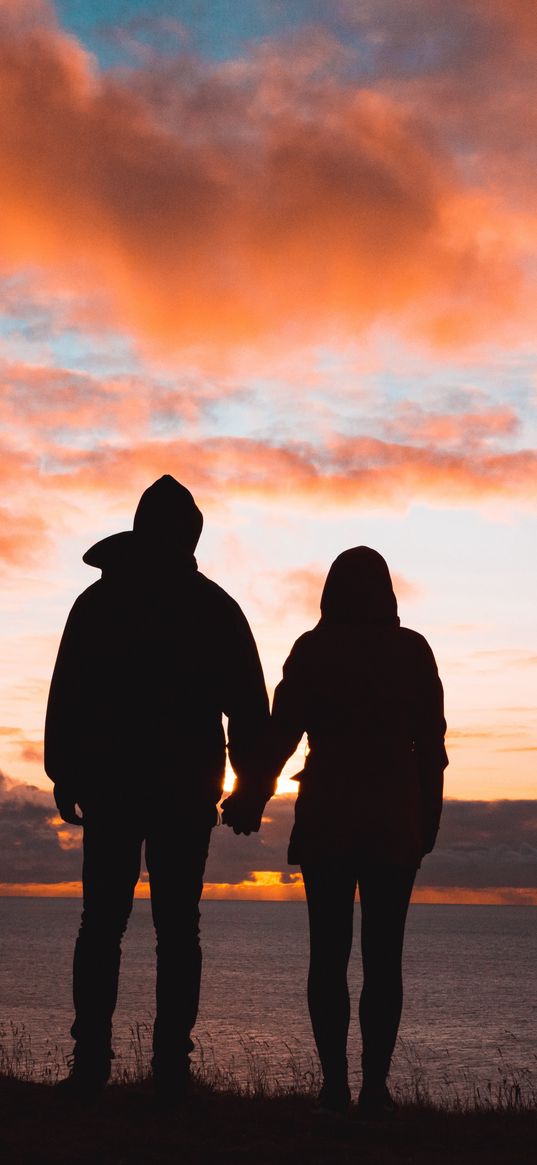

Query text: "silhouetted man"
[45, 475, 273, 1101]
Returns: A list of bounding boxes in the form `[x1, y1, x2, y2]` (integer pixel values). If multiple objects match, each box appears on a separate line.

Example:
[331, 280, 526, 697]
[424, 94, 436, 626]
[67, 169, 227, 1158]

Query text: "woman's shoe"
[152, 1058, 191, 1109]
[357, 1082, 397, 1119]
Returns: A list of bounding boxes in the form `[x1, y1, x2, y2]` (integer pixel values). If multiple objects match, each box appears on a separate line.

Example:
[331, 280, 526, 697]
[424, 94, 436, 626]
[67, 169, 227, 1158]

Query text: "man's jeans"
[71, 805, 215, 1071]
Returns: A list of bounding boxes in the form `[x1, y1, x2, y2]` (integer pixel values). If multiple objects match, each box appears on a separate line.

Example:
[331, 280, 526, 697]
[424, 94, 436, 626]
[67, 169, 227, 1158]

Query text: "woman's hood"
[320, 546, 399, 626]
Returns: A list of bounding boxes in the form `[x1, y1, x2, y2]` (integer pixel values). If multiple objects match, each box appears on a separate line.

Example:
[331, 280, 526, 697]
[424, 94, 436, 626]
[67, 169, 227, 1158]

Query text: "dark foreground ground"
[0, 1077, 535, 1165]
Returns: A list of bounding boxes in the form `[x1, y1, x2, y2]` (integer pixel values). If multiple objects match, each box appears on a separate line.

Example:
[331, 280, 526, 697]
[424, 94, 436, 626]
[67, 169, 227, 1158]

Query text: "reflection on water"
[0, 899, 535, 1100]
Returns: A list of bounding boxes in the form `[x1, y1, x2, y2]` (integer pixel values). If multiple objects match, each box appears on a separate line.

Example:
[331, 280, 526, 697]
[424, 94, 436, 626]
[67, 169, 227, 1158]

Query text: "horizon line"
[1, 884, 536, 906]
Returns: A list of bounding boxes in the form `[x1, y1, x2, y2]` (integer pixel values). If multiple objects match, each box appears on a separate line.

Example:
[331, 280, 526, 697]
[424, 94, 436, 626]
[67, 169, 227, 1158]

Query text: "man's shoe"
[54, 1055, 111, 1104]
[357, 1082, 397, 1119]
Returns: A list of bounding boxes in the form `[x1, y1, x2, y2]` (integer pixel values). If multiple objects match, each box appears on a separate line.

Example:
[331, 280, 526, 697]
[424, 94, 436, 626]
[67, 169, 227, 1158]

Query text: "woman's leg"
[301, 859, 357, 1098]
[357, 864, 416, 1092]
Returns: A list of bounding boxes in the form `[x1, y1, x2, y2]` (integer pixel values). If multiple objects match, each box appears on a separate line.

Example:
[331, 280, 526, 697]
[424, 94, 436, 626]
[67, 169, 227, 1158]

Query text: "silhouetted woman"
[271, 547, 448, 1115]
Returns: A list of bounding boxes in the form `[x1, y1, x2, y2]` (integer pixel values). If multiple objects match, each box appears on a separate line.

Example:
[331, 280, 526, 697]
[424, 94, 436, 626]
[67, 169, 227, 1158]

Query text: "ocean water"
[0, 899, 535, 1101]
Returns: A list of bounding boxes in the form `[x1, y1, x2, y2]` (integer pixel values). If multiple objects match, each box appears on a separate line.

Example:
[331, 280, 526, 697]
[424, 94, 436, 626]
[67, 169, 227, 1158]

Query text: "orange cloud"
[19, 741, 44, 765]
[0, 2, 533, 353]
[49, 434, 537, 510]
[0, 422, 535, 568]
[382, 405, 519, 447]
[0, 505, 48, 567]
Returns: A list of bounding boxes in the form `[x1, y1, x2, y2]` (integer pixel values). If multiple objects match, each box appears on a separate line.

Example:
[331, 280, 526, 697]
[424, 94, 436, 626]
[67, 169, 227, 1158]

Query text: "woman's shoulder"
[282, 626, 325, 670]
[398, 625, 437, 661]
[287, 627, 319, 656]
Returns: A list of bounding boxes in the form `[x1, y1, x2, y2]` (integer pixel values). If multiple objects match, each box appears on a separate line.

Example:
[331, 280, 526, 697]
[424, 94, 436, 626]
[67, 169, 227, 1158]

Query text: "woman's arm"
[271, 640, 309, 777]
[414, 636, 448, 853]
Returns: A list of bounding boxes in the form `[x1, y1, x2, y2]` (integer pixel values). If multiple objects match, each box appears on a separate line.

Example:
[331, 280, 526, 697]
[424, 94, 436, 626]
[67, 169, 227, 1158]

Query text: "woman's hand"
[221, 791, 266, 835]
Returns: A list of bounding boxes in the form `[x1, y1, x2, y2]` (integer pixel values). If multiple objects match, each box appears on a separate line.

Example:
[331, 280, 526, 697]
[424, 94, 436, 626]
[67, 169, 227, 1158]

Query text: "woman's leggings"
[301, 858, 416, 1088]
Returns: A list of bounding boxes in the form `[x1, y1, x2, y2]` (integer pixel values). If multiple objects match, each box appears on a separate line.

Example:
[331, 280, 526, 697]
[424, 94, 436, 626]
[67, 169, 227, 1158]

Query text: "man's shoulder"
[195, 572, 245, 619]
[68, 580, 104, 613]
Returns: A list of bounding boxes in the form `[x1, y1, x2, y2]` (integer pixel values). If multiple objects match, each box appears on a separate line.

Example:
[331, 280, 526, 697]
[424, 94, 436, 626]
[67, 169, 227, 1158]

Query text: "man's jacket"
[45, 478, 272, 811]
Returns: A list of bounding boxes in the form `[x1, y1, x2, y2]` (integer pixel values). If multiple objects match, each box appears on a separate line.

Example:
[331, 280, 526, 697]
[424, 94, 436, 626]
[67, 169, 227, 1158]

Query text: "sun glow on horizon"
[1, 880, 536, 907]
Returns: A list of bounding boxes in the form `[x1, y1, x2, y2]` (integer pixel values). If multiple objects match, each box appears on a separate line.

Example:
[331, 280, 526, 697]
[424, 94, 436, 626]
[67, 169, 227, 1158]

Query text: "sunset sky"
[1, 0, 536, 901]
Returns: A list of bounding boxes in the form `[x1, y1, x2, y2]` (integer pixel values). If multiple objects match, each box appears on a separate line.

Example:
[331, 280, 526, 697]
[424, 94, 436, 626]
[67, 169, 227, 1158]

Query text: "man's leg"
[301, 859, 357, 1109]
[70, 814, 142, 1084]
[145, 810, 214, 1090]
[357, 863, 416, 1100]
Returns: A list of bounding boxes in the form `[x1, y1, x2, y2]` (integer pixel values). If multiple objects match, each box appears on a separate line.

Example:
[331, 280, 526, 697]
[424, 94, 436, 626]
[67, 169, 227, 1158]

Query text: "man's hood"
[83, 531, 136, 571]
[133, 475, 203, 550]
[83, 475, 203, 572]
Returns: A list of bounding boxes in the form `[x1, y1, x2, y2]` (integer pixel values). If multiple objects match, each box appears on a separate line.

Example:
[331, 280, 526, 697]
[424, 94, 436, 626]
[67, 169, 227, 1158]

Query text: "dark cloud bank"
[1, 774, 536, 891]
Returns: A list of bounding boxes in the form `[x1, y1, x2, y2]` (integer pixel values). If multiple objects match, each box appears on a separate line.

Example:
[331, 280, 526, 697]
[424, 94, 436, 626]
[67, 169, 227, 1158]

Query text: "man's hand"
[421, 827, 439, 857]
[54, 787, 84, 826]
[221, 791, 266, 836]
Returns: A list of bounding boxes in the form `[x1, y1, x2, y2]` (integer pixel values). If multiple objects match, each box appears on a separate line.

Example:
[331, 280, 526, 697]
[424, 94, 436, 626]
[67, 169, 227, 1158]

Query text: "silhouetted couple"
[45, 476, 447, 1113]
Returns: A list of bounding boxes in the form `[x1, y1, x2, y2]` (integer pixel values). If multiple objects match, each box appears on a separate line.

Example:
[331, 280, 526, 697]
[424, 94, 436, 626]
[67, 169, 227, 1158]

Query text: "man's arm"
[44, 595, 90, 825]
[220, 603, 275, 834]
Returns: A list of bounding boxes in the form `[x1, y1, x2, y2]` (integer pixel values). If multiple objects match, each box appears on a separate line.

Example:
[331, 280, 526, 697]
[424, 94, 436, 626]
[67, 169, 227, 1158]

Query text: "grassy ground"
[0, 1074, 536, 1165]
[1, 1026, 535, 1164]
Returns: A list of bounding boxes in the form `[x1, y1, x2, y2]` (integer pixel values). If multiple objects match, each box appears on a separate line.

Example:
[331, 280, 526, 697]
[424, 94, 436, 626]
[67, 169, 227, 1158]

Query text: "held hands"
[221, 791, 266, 836]
[54, 786, 84, 826]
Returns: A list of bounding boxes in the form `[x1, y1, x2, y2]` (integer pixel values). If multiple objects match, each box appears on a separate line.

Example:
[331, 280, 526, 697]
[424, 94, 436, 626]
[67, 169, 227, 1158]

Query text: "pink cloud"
[261, 564, 420, 623]
[0, 359, 224, 436]
[275, 566, 326, 620]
